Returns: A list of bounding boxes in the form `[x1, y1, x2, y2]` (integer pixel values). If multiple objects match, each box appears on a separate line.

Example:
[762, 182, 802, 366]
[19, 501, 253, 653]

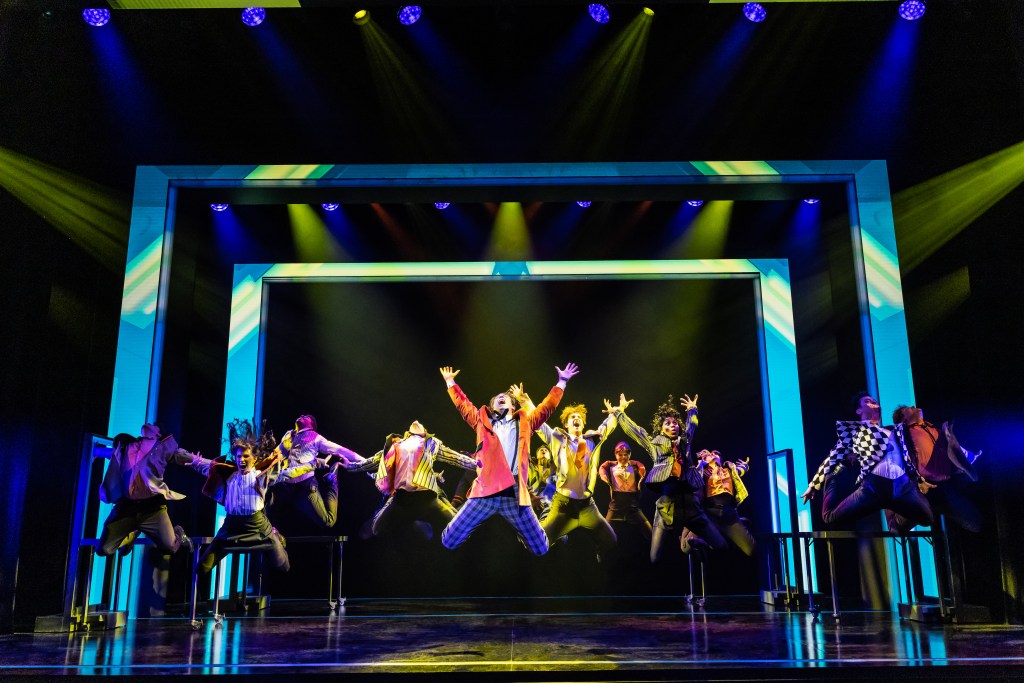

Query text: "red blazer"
[448, 383, 563, 506]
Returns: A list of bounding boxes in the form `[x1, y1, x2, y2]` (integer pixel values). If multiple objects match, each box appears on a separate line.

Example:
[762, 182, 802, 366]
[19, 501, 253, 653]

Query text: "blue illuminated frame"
[102, 161, 924, 611]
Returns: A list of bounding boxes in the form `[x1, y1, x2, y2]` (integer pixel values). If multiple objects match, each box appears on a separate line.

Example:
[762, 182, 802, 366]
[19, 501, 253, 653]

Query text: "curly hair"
[892, 405, 917, 425]
[651, 395, 683, 434]
[226, 418, 277, 460]
[560, 403, 587, 428]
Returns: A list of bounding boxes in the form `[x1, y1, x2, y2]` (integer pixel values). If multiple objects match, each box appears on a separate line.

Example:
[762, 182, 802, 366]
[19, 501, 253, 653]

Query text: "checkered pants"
[441, 495, 549, 556]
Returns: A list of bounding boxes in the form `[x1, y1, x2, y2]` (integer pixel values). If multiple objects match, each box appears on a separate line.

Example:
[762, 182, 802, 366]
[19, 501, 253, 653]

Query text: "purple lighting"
[686, 200, 704, 207]
[898, 1, 926, 20]
[211, 203, 230, 212]
[743, 2, 766, 23]
[82, 8, 110, 27]
[588, 4, 611, 24]
[322, 203, 340, 211]
[397, 5, 422, 25]
[434, 202, 450, 210]
[241, 7, 266, 27]
[577, 201, 592, 208]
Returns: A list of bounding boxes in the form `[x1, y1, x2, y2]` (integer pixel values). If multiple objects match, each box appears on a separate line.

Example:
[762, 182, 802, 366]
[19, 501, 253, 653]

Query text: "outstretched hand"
[556, 362, 580, 383]
[918, 479, 938, 494]
[440, 366, 460, 383]
[508, 383, 528, 403]
[801, 487, 816, 504]
[680, 394, 699, 411]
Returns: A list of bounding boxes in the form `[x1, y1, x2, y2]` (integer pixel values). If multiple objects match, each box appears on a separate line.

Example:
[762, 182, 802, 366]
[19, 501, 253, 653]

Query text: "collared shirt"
[491, 413, 519, 475]
[871, 426, 906, 480]
[393, 434, 430, 492]
[705, 463, 735, 497]
[558, 436, 591, 498]
[224, 468, 265, 515]
[907, 422, 950, 482]
[609, 462, 640, 493]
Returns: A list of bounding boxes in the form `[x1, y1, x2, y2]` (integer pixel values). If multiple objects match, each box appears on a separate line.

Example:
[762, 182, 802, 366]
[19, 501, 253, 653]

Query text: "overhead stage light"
[588, 4, 610, 24]
[353, 9, 370, 25]
[434, 202, 450, 210]
[803, 198, 820, 205]
[241, 7, 265, 27]
[898, 1, 926, 21]
[577, 201, 592, 208]
[211, 203, 230, 212]
[686, 200, 704, 207]
[322, 203, 340, 211]
[743, 2, 766, 23]
[397, 5, 422, 25]
[642, 7, 655, 17]
[82, 8, 110, 27]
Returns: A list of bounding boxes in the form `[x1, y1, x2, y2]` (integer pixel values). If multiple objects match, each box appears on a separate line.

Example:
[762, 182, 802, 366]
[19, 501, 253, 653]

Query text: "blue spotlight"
[322, 203, 340, 211]
[686, 200, 704, 207]
[211, 203, 230, 212]
[588, 4, 611, 24]
[397, 5, 422, 25]
[743, 2, 766, 23]
[434, 202, 450, 210]
[241, 7, 266, 27]
[82, 8, 110, 27]
[577, 201, 592, 208]
[898, 1, 926, 21]
[803, 198, 820, 205]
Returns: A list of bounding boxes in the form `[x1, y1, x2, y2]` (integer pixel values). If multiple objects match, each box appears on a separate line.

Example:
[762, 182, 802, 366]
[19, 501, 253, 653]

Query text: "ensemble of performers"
[94, 362, 981, 583]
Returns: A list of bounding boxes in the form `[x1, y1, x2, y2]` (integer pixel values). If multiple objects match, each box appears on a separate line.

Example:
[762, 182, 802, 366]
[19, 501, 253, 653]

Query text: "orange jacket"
[448, 383, 563, 506]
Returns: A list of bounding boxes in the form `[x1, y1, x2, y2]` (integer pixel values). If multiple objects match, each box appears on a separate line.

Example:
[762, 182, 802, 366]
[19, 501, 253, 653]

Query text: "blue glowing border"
[102, 161, 924, 611]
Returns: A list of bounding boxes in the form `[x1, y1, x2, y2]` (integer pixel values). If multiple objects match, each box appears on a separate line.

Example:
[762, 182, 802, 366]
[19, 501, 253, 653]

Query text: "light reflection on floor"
[3, 597, 1024, 677]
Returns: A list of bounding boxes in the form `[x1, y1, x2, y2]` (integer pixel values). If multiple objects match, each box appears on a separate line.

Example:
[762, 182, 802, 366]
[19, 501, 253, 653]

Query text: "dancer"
[801, 393, 933, 530]
[439, 362, 578, 555]
[598, 441, 652, 539]
[96, 423, 194, 558]
[190, 419, 289, 574]
[613, 394, 727, 562]
[352, 420, 478, 539]
[515, 390, 624, 557]
[888, 405, 982, 533]
[528, 446, 556, 520]
[267, 414, 366, 529]
[696, 449, 755, 556]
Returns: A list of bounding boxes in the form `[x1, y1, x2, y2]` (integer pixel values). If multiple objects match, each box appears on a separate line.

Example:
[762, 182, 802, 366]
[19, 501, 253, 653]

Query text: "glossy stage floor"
[2, 597, 1023, 681]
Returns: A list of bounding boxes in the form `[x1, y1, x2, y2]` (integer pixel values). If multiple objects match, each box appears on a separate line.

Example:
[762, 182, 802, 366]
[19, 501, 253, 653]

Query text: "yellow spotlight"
[353, 9, 370, 25]
[642, 7, 654, 16]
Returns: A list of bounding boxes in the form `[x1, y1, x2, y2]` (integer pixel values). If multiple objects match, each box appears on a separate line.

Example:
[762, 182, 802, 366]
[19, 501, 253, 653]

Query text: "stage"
[2, 597, 1022, 680]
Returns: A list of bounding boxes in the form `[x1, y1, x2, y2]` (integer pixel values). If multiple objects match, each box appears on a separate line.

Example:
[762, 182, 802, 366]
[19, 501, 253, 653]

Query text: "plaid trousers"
[441, 494, 549, 556]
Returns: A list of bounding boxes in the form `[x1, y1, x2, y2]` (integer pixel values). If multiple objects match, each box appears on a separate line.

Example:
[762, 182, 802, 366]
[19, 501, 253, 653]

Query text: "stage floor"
[2, 597, 1023, 680]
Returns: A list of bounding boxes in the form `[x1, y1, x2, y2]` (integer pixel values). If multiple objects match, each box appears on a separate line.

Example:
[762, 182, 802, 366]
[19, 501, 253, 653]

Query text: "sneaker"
[174, 525, 194, 554]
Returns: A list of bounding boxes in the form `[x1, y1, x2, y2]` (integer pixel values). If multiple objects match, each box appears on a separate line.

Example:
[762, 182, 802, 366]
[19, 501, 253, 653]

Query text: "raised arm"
[526, 362, 577, 431]
[442, 366, 480, 429]
[613, 396, 657, 456]
[680, 394, 699, 446]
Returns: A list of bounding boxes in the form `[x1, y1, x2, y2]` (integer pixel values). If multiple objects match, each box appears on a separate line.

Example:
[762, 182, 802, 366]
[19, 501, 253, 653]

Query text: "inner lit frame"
[102, 161, 923, 610]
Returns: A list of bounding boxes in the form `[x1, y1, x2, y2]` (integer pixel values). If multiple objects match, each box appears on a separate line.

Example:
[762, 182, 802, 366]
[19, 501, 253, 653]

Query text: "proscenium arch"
[105, 162, 921, 609]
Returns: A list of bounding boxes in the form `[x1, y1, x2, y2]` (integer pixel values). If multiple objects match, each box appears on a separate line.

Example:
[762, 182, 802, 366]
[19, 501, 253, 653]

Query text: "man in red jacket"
[439, 362, 579, 555]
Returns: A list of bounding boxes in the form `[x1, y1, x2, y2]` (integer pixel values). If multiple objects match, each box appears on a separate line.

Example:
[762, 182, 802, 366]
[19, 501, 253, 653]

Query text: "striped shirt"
[224, 468, 265, 515]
